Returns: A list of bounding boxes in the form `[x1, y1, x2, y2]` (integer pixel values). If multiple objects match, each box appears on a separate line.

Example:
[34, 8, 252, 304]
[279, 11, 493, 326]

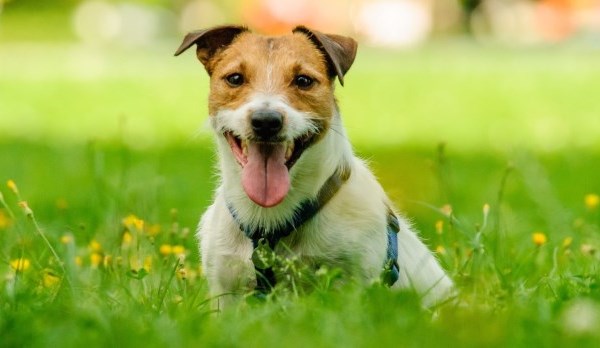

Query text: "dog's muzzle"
[224, 109, 318, 208]
[251, 109, 283, 141]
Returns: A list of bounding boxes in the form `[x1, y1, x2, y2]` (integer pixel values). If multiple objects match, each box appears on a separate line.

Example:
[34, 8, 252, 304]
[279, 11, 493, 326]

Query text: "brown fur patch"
[207, 31, 337, 135]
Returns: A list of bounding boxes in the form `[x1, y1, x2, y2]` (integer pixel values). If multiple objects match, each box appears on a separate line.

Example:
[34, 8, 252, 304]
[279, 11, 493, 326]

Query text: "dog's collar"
[227, 163, 351, 247]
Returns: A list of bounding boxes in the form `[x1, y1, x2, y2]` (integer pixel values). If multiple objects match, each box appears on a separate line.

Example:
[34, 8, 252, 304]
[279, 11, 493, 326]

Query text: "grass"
[1, 40, 600, 347]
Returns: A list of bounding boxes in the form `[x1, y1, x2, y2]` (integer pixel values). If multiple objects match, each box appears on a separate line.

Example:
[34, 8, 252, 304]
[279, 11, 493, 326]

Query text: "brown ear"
[292, 26, 357, 86]
[174, 25, 248, 69]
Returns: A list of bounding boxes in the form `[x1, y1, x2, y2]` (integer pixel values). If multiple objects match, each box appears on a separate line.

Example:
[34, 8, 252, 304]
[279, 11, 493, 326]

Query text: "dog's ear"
[174, 25, 248, 71]
[292, 26, 357, 86]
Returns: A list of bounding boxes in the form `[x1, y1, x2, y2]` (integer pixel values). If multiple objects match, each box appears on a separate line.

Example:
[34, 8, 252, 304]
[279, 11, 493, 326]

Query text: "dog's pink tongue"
[242, 143, 290, 207]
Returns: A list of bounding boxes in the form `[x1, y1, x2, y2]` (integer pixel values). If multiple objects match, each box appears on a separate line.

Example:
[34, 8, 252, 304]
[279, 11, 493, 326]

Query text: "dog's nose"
[251, 109, 283, 139]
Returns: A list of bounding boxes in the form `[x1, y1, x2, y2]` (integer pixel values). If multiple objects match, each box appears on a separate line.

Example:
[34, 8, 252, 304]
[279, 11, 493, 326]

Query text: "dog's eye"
[294, 75, 314, 90]
[225, 73, 244, 87]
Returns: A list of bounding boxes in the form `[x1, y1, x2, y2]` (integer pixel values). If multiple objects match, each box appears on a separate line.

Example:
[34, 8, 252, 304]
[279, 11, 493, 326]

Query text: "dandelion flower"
[143, 256, 152, 271]
[172, 245, 186, 257]
[122, 232, 133, 246]
[60, 234, 73, 244]
[0, 210, 11, 229]
[147, 224, 161, 237]
[435, 220, 443, 234]
[123, 214, 144, 230]
[89, 239, 102, 252]
[159, 244, 173, 256]
[7, 180, 18, 194]
[532, 232, 547, 246]
[90, 253, 103, 267]
[435, 245, 446, 255]
[585, 194, 599, 210]
[10, 258, 31, 272]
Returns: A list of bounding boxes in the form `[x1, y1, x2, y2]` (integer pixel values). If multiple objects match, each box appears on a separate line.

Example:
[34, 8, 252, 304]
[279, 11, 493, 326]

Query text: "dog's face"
[175, 26, 357, 208]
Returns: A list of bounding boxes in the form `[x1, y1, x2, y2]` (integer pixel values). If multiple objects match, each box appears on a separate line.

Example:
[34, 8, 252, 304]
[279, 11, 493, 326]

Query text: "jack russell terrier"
[175, 25, 453, 308]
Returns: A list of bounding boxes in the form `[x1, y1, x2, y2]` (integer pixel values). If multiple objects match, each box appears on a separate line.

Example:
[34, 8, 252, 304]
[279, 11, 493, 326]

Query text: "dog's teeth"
[285, 142, 294, 161]
[242, 140, 248, 156]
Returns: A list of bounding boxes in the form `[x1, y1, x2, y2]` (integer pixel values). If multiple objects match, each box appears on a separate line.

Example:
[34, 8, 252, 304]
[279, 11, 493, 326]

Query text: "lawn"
[1, 39, 600, 347]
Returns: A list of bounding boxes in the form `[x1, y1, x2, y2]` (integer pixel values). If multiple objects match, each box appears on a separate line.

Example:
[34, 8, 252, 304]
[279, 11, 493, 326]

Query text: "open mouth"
[225, 132, 311, 170]
[225, 132, 313, 208]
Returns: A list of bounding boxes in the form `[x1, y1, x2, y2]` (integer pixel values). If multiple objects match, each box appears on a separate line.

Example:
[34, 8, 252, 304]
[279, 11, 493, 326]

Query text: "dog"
[175, 25, 453, 308]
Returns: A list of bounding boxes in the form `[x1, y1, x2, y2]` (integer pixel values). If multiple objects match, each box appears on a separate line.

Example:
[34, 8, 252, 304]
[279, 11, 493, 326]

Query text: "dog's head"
[175, 25, 357, 208]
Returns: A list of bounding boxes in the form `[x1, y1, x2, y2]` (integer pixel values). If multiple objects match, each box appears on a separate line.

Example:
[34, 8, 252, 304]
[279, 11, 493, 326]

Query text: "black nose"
[251, 109, 283, 139]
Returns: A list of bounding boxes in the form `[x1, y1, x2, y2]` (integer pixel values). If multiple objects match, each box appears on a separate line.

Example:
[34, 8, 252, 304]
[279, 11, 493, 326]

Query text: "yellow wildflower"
[90, 253, 103, 267]
[532, 232, 547, 246]
[435, 220, 444, 234]
[7, 180, 18, 194]
[435, 245, 446, 255]
[42, 270, 61, 288]
[147, 224, 161, 237]
[562, 237, 573, 248]
[585, 194, 599, 210]
[0, 210, 11, 229]
[122, 232, 133, 246]
[60, 234, 73, 244]
[10, 258, 31, 272]
[89, 239, 102, 252]
[143, 256, 152, 271]
[159, 244, 173, 256]
[440, 204, 453, 217]
[123, 214, 144, 231]
[172, 245, 186, 257]
[133, 219, 144, 231]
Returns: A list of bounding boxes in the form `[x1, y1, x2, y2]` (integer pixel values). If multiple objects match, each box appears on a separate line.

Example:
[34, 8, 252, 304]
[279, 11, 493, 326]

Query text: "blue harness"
[227, 165, 400, 295]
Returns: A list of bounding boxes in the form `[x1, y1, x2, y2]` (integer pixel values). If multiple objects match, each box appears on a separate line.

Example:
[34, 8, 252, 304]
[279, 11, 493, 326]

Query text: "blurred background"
[1, 0, 600, 230]
[2, 0, 600, 149]
[3, 0, 600, 46]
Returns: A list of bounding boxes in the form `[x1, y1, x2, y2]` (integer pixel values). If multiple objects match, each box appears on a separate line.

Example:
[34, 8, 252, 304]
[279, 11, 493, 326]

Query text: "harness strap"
[227, 164, 350, 294]
[382, 211, 400, 286]
[227, 164, 400, 295]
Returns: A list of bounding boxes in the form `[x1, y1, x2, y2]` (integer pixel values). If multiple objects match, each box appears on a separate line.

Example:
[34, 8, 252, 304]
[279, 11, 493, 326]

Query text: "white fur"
[198, 95, 454, 308]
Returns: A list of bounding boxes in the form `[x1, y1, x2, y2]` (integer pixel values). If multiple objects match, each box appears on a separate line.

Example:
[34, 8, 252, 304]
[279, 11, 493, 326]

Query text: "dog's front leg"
[197, 203, 255, 311]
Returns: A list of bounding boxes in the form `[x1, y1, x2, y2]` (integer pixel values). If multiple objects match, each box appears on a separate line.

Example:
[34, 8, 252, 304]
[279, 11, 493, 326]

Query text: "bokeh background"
[2, 0, 600, 149]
